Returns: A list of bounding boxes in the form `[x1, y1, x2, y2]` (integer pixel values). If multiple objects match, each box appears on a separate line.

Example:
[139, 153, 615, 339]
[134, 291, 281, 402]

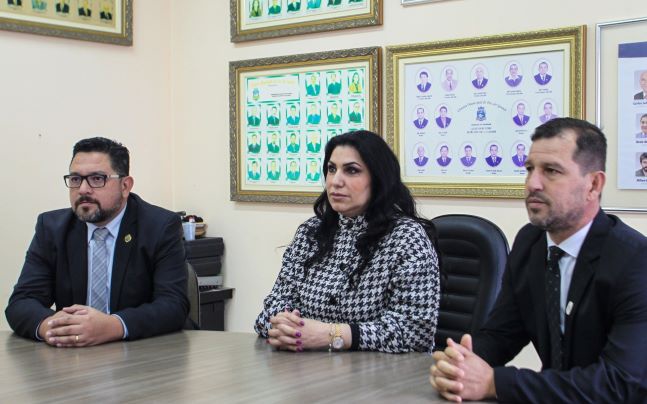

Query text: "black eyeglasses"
[63, 174, 123, 188]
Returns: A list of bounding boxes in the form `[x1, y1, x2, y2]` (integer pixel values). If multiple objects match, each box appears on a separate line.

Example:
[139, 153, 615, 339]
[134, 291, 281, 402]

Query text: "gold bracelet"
[328, 323, 335, 352]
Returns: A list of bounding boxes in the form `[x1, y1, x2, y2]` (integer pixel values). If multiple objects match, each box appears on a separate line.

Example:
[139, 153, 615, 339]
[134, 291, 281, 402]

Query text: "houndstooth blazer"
[254, 214, 440, 353]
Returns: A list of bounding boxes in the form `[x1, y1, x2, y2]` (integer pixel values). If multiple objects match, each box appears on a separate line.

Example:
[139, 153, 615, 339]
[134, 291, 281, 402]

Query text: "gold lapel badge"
[124, 234, 133, 243]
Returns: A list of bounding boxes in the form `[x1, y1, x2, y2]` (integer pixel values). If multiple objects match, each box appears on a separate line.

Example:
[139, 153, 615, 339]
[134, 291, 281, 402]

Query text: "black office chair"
[185, 262, 201, 329]
[431, 214, 509, 350]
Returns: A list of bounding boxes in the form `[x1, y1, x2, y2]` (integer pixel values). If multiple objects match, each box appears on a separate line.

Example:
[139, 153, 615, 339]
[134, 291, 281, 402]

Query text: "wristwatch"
[331, 323, 344, 351]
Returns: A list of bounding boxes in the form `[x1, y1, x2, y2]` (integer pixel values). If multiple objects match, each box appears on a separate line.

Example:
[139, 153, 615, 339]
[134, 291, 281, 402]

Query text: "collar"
[86, 202, 128, 243]
[338, 214, 367, 231]
[546, 220, 593, 259]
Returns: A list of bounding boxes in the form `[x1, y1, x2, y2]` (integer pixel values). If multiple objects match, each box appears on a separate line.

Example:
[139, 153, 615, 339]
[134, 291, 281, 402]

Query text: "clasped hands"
[38, 305, 124, 348]
[429, 334, 496, 402]
[267, 309, 330, 352]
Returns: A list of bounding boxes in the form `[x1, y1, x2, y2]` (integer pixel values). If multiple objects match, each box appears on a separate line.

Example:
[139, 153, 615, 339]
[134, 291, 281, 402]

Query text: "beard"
[526, 191, 584, 233]
[74, 195, 122, 224]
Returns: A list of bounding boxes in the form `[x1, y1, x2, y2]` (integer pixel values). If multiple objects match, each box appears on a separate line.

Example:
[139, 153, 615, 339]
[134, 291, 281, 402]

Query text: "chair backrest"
[431, 214, 509, 350]
[185, 262, 201, 329]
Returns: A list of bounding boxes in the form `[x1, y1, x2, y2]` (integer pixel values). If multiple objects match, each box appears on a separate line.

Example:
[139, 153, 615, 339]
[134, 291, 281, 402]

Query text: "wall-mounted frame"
[0, 0, 132, 46]
[230, 0, 381, 43]
[386, 26, 585, 198]
[596, 16, 647, 212]
[230, 47, 381, 203]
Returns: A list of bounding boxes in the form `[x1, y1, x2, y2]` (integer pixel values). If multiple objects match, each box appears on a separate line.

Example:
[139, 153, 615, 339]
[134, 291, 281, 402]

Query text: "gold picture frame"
[386, 26, 585, 198]
[230, 0, 382, 43]
[230, 46, 381, 203]
[0, 0, 132, 46]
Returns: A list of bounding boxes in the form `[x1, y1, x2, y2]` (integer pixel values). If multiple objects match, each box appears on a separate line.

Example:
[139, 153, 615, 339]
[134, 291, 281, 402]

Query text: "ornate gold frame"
[230, 0, 381, 43]
[0, 0, 132, 46]
[230, 47, 381, 203]
[386, 26, 585, 198]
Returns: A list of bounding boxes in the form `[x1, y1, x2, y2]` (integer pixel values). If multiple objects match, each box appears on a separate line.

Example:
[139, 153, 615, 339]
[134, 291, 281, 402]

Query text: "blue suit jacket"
[534, 73, 552, 85]
[435, 116, 451, 128]
[474, 211, 647, 402]
[5, 193, 189, 341]
[512, 154, 527, 167]
[513, 114, 530, 126]
[413, 118, 428, 129]
[505, 75, 522, 87]
[472, 78, 488, 89]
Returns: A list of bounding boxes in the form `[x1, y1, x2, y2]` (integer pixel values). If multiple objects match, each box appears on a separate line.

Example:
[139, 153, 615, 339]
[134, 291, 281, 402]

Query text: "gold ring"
[75, 335, 79, 343]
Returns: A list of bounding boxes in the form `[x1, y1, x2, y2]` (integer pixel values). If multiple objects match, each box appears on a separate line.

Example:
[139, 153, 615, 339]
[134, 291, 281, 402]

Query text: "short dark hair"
[464, 145, 472, 150]
[72, 137, 129, 176]
[531, 117, 607, 174]
[420, 71, 428, 77]
[308, 130, 437, 284]
[640, 152, 647, 163]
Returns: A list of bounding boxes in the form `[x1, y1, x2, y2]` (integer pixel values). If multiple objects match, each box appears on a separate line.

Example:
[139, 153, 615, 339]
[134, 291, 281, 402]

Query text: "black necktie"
[546, 246, 565, 370]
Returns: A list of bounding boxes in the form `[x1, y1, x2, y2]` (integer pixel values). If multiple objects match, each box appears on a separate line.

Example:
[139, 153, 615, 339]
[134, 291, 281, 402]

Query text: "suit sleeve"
[5, 214, 58, 340]
[113, 215, 189, 340]
[491, 249, 647, 402]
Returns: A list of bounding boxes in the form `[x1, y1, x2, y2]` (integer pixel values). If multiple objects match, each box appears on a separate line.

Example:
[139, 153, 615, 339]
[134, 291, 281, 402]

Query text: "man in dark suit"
[5, 137, 188, 347]
[413, 107, 428, 130]
[327, 72, 341, 95]
[287, 0, 301, 12]
[8, 0, 23, 6]
[435, 106, 451, 129]
[78, 0, 91, 16]
[471, 66, 488, 89]
[247, 105, 261, 127]
[436, 145, 451, 167]
[430, 118, 647, 402]
[505, 63, 522, 87]
[286, 105, 300, 125]
[267, 106, 280, 126]
[417, 71, 431, 93]
[460, 145, 476, 167]
[485, 144, 501, 167]
[511, 143, 527, 167]
[513, 102, 530, 127]
[248, 134, 261, 153]
[306, 74, 320, 97]
[413, 145, 429, 167]
[534, 61, 552, 85]
[634, 71, 647, 100]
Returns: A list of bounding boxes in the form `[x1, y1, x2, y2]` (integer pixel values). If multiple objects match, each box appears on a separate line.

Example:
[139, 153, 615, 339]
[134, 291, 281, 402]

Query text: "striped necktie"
[91, 227, 110, 313]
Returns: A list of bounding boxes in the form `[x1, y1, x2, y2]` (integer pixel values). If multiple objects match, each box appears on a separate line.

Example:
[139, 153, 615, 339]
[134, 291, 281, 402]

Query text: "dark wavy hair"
[305, 130, 438, 284]
[72, 137, 130, 176]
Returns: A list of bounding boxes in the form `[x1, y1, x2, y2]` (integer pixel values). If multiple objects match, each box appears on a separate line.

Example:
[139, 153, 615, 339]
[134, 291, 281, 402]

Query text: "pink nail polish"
[296, 339, 302, 345]
[295, 331, 302, 338]
[300, 320, 305, 326]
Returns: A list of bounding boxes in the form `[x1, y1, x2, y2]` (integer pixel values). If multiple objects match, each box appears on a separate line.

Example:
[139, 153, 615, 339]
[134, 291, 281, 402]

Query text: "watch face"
[332, 337, 344, 350]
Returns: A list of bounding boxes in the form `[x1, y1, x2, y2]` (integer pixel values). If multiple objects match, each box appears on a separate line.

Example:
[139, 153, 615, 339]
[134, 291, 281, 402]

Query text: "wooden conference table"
[0, 330, 475, 403]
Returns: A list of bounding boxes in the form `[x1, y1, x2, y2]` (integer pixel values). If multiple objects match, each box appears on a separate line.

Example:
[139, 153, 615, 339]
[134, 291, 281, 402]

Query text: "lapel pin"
[566, 301, 573, 315]
[124, 234, 132, 243]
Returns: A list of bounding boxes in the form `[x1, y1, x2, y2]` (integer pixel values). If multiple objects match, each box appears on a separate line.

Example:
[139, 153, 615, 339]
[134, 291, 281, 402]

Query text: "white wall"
[0, 0, 173, 328]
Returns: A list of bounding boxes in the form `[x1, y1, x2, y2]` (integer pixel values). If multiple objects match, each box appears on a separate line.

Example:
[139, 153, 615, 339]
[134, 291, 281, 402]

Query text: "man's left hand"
[44, 305, 124, 347]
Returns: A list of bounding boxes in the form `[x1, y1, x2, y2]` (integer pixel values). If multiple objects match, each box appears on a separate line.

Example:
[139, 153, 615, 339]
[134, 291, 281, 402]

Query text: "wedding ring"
[75, 335, 80, 343]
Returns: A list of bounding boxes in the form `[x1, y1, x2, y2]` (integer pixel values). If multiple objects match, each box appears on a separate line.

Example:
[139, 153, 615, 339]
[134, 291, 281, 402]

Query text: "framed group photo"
[230, 0, 382, 43]
[0, 0, 132, 45]
[596, 16, 647, 212]
[230, 46, 381, 203]
[386, 26, 585, 198]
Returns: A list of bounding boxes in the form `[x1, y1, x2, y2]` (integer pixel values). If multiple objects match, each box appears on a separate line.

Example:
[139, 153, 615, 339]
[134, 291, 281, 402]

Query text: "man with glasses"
[6, 137, 188, 347]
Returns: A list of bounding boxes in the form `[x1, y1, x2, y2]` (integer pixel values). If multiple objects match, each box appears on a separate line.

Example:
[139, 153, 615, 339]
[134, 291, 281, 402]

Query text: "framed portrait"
[596, 16, 647, 212]
[230, 46, 381, 203]
[230, 0, 382, 43]
[0, 0, 132, 46]
[386, 26, 585, 198]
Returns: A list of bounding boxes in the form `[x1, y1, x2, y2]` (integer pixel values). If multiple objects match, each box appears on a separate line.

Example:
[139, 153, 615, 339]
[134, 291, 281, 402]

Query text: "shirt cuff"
[112, 314, 129, 339]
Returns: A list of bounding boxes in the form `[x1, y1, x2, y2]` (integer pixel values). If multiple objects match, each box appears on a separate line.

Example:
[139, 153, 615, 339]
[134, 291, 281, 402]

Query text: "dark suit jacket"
[473, 210, 647, 402]
[512, 154, 527, 167]
[414, 118, 428, 129]
[78, 7, 91, 16]
[534, 73, 552, 85]
[5, 193, 189, 341]
[417, 82, 431, 93]
[56, 3, 69, 12]
[414, 156, 428, 167]
[472, 78, 488, 89]
[505, 75, 522, 87]
[435, 116, 451, 128]
[460, 156, 475, 167]
[513, 114, 530, 126]
[485, 155, 500, 167]
[634, 91, 646, 100]
[436, 157, 451, 167]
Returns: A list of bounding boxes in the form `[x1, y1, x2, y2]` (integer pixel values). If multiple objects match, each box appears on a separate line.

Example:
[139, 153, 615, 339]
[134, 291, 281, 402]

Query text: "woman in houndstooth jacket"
[254, 130, 441, 353]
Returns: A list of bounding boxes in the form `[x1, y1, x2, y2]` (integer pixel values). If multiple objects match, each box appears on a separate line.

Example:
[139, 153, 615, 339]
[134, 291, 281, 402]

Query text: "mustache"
[75, 196, 99, 208]
[525, 192, 550, 204]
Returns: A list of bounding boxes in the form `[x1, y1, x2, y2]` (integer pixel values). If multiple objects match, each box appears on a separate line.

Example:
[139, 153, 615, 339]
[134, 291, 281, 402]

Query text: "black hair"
[72, 137, 130, 176]
[531, 117, 606, 174]
[305, 130, 438, 285]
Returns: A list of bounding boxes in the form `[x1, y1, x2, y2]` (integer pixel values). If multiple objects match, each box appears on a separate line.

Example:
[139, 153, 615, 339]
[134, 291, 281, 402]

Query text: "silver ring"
[75, 335, 80, 343]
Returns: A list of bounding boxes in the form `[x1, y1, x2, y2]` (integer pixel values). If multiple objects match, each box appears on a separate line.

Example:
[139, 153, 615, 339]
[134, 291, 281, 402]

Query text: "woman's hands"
[267, 310, 333, 351]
